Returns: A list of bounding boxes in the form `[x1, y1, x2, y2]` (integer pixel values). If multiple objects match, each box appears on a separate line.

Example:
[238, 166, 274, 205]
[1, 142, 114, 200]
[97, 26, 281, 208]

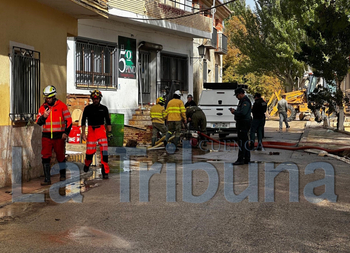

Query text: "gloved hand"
[107, 133, 113, 141]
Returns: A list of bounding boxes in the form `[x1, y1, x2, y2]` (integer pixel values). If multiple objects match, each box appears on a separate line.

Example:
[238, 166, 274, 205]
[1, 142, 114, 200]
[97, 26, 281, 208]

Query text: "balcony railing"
[203, 27, 217, 49]
[162, 0, 194, 12]
[215, 33, 228, 55]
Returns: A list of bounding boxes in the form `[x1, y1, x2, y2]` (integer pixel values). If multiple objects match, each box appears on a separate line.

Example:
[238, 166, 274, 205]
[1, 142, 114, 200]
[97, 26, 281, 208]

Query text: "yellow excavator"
[267, 89, 311, 121]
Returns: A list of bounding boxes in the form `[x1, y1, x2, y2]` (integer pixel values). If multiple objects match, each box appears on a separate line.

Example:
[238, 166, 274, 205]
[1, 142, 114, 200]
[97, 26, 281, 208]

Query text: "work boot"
[232, 160, 244, 166]
[60, 169, 66, 181]
[41, 163, 51, 186]
[173, 137, 180, 148]
[101, 165, 108, 179]
[151, 137, 156, 147]
[83, 165, 90, 172]
[165, 132, 172, 144]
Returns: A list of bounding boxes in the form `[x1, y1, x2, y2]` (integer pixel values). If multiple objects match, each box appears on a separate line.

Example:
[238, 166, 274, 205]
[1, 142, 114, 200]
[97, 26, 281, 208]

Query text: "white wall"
[67, 19, 193, 124]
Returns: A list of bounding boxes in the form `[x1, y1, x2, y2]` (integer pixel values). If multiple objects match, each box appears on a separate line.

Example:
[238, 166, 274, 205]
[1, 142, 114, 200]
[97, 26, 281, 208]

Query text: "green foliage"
[293, 1, 350, 125]
[226, 0, 306, 88]
[223, 15, 283, 99]
[295, 3, 350, 85]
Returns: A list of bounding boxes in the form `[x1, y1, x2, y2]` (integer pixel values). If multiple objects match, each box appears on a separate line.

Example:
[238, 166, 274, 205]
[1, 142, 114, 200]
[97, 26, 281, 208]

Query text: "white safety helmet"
[43, 85, 57, 98]
[174, 90, 182, 96]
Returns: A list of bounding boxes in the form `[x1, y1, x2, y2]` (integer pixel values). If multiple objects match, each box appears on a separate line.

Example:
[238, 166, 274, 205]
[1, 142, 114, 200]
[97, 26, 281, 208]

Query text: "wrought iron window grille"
[9, 47, 40, 124]
[75, 39, 118, 90]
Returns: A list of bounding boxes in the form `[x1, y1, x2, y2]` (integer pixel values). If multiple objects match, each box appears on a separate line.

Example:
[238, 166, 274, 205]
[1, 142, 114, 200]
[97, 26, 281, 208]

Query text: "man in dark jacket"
[250, 93, 267, 151]
[229, 88, 252, 165]
[81, 89, 112, 179]
[185, 94, 197, 108]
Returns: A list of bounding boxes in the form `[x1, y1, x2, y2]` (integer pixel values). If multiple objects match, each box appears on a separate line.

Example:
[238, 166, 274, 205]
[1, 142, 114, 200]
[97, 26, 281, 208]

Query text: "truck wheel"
[287, 105, 296, 121]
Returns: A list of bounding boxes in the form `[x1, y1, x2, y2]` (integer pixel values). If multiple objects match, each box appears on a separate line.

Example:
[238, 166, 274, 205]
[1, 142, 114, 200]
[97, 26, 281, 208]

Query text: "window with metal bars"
[10, 47, 40, 123]
[75, 39, 118, 89]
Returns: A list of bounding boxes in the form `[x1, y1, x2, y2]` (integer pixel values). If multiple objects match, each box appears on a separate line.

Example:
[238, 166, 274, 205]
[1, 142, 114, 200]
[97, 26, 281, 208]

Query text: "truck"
[198, 82, 252, 138]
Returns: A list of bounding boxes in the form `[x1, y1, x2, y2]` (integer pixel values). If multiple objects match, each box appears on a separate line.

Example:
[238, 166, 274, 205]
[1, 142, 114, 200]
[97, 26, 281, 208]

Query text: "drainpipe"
[211, 0, 216, 30]
[137, 43, 145, 110]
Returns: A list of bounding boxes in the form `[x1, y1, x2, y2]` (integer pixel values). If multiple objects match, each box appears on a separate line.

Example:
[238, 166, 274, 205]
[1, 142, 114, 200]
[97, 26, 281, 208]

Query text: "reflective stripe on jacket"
[165, 98, 186, 122]
[36, 99, 72, 138]
[150, 104, 166, 124]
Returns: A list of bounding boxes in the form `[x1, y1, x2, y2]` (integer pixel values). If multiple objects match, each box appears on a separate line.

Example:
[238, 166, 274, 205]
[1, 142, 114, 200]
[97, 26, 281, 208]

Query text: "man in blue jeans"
[277, 94, 290, 130]
[250, 93, 267, 150]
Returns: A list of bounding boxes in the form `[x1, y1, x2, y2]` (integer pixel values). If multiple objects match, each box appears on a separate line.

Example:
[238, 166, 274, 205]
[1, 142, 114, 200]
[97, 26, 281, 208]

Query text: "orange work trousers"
[85, 125, 110, 173]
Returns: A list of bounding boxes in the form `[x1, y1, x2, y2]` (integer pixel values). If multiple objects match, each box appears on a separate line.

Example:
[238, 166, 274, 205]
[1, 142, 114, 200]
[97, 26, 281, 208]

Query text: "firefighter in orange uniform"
[36, 85, 72, 185]
[81, 90, 112, 179]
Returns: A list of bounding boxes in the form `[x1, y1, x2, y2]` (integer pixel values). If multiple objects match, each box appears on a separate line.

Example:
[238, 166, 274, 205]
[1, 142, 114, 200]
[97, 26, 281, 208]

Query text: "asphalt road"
[1, 120, 350, 252]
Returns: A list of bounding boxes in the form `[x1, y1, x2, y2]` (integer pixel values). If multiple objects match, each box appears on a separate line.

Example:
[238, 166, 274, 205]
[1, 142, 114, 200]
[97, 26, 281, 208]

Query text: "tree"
[223, 11, 283, 100]
[294, 1, 350, 130]
[226, 0, 306, 88]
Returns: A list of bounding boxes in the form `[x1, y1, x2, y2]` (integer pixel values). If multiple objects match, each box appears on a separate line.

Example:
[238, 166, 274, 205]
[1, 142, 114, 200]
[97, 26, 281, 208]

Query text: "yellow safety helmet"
[156, 97, 165, 104]
[43, 85, 57, 98]
[90, 89, 103, 99]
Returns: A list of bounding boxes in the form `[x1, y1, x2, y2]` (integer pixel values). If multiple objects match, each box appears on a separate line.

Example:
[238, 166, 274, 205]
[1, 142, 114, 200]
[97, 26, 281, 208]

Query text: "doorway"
[139, 51, 150, 104]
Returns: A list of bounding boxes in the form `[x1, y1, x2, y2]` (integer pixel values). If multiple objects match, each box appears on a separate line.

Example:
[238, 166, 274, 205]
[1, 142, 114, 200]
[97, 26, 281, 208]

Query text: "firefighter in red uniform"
[81, 90, 112, 179]
[36, 85, 72, 185]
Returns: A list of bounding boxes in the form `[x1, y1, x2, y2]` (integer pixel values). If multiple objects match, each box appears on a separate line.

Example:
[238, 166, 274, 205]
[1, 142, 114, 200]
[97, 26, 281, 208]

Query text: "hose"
[147, 136, 175, 150]
[198, 132, 350, 155]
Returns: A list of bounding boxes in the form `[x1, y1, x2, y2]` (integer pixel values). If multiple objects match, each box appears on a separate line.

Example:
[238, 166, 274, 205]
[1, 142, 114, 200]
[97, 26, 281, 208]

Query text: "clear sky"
[245, 0, 256, 9]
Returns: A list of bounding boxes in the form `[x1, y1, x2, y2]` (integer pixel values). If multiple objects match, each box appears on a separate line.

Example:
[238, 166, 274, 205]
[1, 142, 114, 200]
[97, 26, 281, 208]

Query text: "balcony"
[35, 0, 109, 18]
[203, 27, 217, 49]
[108, 0, 212, 38]
[215, 33, 228, 55]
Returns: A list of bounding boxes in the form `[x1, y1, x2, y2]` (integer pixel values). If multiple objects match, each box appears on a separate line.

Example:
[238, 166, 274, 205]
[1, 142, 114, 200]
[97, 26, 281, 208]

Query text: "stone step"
[131, 115, 151, 121]
[134, 110, 150, 116]
[128, 120, 152, 126]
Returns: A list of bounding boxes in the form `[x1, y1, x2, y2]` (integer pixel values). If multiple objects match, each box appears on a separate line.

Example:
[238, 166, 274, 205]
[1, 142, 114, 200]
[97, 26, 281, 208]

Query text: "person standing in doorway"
[250, 93, 267, 151]
[81, 90, 112, 179]
[36, 85, 72, 185]
[277, 94, 290, 130]
[165, 90, 187, 150]
[150, 97, 168, 146]
[229, 88, 252, 165]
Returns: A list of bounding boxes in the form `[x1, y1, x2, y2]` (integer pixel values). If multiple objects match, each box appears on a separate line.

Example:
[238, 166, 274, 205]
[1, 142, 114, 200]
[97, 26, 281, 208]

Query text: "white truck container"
[198, 83, 250, 138]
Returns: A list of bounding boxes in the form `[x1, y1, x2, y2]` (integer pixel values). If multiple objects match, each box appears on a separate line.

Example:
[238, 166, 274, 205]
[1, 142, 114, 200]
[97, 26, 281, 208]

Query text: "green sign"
[118, 36, 136, 79]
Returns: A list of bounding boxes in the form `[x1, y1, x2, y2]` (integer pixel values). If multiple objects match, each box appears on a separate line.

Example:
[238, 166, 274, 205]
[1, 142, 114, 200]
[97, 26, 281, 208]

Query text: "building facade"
[0, 0, 107, 187]
[66, 0, 228, 124]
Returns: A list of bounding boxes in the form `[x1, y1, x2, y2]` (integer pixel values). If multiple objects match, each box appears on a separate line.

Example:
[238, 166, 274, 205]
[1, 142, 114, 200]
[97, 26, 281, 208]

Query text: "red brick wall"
[66, 94, 90, 116]
[124, 125, 152, 146]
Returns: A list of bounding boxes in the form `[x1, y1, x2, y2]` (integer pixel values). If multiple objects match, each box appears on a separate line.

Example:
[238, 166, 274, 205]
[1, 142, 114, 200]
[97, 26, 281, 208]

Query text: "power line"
[118, 0, 235, 21]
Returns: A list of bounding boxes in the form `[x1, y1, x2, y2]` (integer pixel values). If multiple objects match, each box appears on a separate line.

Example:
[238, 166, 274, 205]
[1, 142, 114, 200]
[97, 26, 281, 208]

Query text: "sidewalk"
[1, 120, 350, 210]
[300, 121, 350, 151]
